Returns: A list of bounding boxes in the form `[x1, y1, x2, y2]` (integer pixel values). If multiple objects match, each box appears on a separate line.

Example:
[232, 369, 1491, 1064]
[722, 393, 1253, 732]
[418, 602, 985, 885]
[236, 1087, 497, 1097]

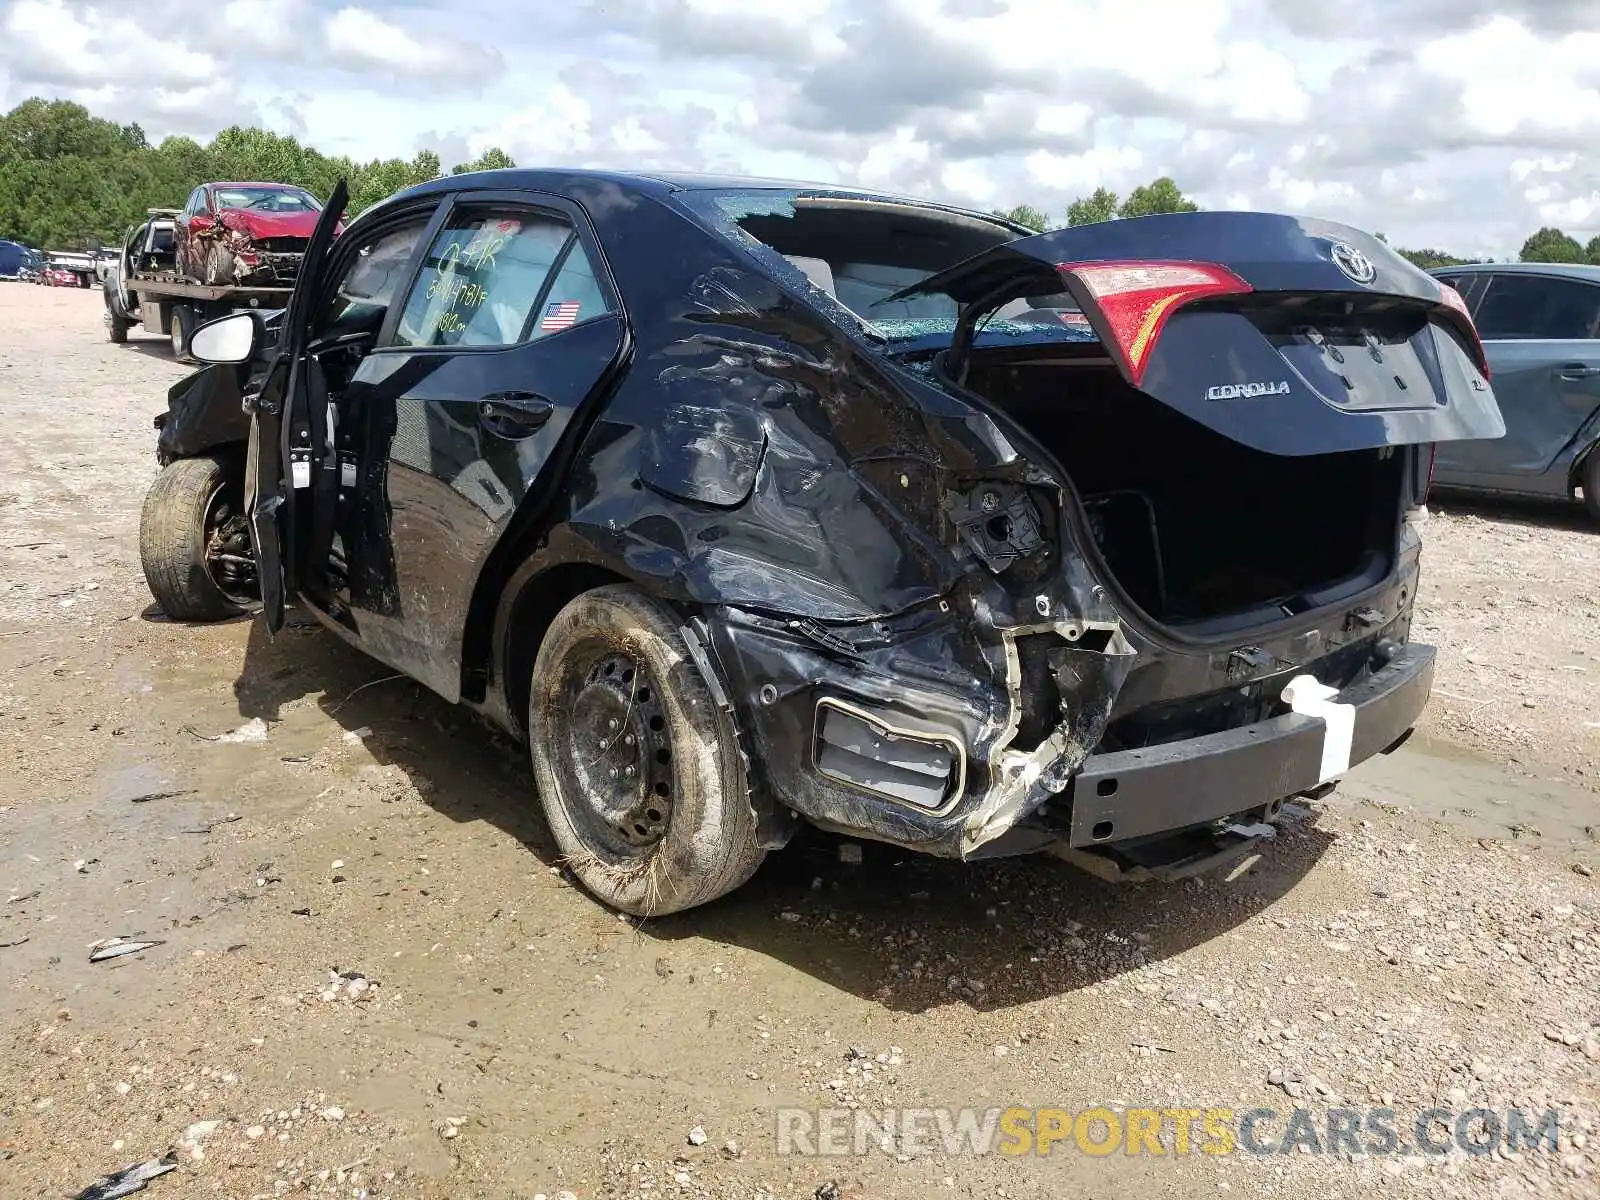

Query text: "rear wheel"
[169, 307, 195, 362]
[527, 585, 765, 916]
[106, 311, 129, 343]
[139, 454, 255, 622]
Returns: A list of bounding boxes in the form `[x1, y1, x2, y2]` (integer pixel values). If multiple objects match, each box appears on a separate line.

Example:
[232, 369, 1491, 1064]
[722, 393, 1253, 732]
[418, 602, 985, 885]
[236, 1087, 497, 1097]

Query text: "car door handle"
[1557, 363, 1600, 380]
[478, 393, 554, 437]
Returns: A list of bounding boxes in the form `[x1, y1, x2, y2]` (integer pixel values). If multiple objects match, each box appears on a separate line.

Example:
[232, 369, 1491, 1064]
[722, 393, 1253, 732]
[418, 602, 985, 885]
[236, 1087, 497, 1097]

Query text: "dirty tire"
[107, 313, 128, 343]
[203, 244, 235, 286]
[528, 585, 765, 916]
[169, 307, 195, 362]
[1583, 449, 1600, 525]
[139, 455, 244, 622]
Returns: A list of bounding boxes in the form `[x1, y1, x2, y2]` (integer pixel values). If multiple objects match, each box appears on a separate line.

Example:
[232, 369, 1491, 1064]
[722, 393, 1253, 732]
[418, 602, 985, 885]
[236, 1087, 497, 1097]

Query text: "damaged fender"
[486, 198, 1141, 858]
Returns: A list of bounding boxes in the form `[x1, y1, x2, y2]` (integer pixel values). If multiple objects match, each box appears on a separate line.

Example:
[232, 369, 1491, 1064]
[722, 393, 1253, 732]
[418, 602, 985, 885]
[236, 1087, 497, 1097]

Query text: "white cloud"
[324, 8, 429, 68]
[473, 84, 594, 162]
[857, 127, 932, 191]
[1025, 145, 1145, 193]
[940, 159, 1000, 204]
[1417, 16, 1600, 141]
[5, 0, 215, 88]
[4, 0, 1600, 256]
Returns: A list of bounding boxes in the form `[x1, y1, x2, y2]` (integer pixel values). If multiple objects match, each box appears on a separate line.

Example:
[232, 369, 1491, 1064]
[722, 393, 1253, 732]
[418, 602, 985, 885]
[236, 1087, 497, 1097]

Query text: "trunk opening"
[961, 352, 1406, 636]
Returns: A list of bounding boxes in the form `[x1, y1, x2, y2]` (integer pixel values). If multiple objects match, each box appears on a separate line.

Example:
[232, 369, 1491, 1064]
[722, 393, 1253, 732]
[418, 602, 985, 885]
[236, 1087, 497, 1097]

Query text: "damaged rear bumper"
[706, 597, 1433, 869]
[1063, 641, 1433, 847]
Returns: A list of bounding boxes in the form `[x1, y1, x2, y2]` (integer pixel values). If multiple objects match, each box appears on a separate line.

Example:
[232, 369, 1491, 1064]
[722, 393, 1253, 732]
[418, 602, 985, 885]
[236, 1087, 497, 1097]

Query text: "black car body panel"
[155, 364, 252, 462]
[156, 170, 1496, 872]
[247, 179, 349, 635]
[893, 214, 1503, 457]
[1427, 263, 1600, 508]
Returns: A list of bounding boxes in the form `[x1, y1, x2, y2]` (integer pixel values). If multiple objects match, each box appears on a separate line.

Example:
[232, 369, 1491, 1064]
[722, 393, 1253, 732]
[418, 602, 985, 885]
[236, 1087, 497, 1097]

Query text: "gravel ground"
[0, 285, 1596, 1200]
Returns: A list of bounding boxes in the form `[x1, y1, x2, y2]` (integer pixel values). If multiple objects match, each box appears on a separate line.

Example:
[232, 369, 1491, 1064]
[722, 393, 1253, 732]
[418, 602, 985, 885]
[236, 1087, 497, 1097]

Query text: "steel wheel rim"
[548, 641, 675, 861]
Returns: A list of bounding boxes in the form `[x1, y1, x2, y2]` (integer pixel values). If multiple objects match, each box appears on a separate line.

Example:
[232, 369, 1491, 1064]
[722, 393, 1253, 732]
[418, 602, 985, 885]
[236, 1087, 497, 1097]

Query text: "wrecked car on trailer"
[176, 182, 334, 286]
[138, 170, 1503, 915]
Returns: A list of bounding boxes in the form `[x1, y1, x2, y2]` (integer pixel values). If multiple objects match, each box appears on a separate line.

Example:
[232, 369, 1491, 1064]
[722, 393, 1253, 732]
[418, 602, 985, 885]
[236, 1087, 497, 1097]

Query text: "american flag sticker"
[539, 300, 581, 331]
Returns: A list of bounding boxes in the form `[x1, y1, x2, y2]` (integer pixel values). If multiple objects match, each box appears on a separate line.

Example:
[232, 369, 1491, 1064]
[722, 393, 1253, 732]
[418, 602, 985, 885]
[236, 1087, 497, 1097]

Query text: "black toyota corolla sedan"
[139, 168, 1503, 914]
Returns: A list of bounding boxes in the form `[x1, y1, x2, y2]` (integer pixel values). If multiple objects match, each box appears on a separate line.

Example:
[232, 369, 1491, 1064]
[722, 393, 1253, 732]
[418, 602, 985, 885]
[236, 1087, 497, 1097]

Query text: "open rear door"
[246, 178, 347, 634]
[888, 212, 1505, 457]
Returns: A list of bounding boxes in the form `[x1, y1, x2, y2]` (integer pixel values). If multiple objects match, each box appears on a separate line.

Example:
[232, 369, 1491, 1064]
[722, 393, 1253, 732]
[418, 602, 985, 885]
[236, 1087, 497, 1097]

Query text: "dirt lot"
[1, 284, 1597, 1200]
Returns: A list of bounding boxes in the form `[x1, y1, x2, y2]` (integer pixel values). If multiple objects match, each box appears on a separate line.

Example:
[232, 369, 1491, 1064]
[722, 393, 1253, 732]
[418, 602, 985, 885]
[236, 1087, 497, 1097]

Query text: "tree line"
[996, 179, 1600, 271]
[7, 98, 1597, 269]
[0, 98, 516, 250]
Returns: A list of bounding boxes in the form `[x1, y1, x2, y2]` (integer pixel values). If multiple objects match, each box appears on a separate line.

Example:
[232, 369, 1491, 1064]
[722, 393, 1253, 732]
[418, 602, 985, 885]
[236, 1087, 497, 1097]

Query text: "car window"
[536, 239, 610, 334]
[322, 218, 432, 335]
[1473, 274, 1600, 340]
[393, 207, 610, 348]
[212, 186, 321, 213]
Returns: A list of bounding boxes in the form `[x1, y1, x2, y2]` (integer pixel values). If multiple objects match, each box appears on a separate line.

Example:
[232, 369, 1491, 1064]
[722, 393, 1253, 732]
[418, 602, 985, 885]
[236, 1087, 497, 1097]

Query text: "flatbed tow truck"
[102, 209, 290, 362]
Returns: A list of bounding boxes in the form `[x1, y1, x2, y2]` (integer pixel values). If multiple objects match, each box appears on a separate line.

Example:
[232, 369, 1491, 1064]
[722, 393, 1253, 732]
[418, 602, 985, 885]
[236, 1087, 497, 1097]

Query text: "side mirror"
[189, 310, 262, 365]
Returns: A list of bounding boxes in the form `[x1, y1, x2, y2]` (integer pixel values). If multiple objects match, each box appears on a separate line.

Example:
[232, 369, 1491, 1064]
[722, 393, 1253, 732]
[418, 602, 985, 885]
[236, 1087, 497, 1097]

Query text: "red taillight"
[1056, 260, 1253, 385]
[1436, 282, 1490, 379]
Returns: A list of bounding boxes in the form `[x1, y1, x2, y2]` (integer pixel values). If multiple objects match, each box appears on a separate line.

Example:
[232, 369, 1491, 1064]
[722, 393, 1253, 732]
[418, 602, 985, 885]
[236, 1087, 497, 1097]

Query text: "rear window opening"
[960, 353, 1406, 635]
[679, 190, 1020, 330]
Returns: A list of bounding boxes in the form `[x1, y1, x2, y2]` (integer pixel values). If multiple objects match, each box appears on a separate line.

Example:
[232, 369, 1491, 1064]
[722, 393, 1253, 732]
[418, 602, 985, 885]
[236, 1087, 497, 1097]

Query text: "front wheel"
[1582, 450, 1600, 525]
[527, 585, 765, 916]
[203, 244, 235, 286]
[139, 454, 255, 622]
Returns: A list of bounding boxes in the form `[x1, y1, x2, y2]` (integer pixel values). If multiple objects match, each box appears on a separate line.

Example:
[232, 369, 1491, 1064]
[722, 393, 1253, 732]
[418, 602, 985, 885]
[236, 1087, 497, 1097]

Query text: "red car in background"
[43, 266, 78, 286]
[174, 181, 336, 286]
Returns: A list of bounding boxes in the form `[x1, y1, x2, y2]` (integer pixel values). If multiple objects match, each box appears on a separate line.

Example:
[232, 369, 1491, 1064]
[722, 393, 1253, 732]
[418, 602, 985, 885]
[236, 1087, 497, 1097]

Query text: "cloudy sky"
[3, 0, 1599, 257]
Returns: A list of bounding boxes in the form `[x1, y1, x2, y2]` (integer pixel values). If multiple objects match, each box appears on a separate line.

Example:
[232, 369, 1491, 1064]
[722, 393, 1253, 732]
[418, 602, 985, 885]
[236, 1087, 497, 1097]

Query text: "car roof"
[1429, 261, 1600, 284]
[383, 167, 1026, 230]
[209, 181, 314, 190]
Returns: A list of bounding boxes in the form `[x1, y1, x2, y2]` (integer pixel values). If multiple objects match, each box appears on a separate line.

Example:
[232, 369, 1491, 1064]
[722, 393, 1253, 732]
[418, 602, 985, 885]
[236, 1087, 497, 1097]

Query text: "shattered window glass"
[677, 188, 1015, 340]
[322, 218, 431, 334]
[675, 188, 1093, 350]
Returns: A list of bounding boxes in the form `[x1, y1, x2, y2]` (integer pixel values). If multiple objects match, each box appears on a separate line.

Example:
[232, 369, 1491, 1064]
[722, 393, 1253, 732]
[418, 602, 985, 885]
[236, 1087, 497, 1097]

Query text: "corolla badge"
[1330, 241, 1377, 285]
[1207, 380, 1291, 400]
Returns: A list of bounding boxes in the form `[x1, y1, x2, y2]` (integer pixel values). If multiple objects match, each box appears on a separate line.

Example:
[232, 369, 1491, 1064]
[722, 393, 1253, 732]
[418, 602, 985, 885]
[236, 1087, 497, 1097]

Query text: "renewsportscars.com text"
[775, 1105, 1562, 1158]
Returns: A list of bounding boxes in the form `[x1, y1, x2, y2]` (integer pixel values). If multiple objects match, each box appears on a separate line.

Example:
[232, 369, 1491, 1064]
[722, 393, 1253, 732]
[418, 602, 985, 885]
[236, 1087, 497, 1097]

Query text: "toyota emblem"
[1331, 241, 1377, 285]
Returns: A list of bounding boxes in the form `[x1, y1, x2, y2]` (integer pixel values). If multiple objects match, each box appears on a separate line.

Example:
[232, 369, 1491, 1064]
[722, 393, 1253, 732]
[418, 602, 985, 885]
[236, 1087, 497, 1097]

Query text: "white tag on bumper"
[1281, 675, 1356, 784]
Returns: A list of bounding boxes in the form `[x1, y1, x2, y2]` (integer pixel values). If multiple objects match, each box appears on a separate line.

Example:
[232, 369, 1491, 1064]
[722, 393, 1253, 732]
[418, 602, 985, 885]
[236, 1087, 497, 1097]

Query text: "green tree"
[411, 150, 441, 183]
[1066, 186, 1119, 226]
[0, 98, 124, 163]
[451, 146, 516, 175]
[1586, 234, 1600, 265]
[0, 98, 470, 248]
[1117, 177, 1199, 219]
[1519, 226, 1585, 263]
[1395, 247, 1472, 269]
[993, 203, 1049, 232]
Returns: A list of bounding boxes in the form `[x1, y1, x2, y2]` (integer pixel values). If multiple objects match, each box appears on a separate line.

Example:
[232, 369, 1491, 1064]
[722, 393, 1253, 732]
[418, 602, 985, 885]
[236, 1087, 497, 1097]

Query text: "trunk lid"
[885, 212, 1504, 457]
